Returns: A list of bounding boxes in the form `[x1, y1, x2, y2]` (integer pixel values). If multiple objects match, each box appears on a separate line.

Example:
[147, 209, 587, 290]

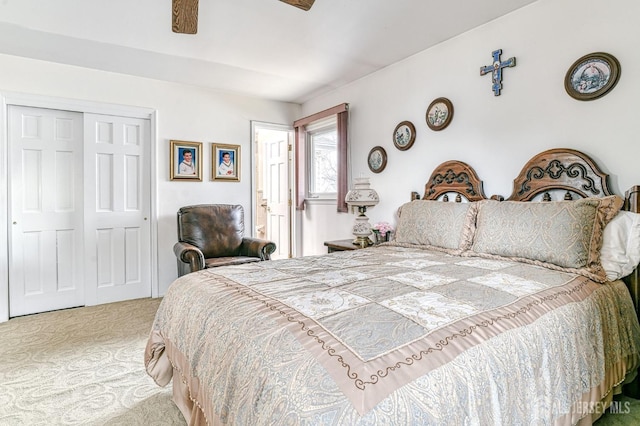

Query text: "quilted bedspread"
[145, 244, 640, 425]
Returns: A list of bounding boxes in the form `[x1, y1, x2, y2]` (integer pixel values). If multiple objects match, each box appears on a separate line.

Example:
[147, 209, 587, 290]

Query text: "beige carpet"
[0, 298, 185, 425]
[0, 297, 638, 425]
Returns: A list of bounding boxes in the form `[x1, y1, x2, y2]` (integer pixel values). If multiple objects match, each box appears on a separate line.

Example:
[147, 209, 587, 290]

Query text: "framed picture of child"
[212, 143, 240, 182]
[170, 140, 202, 181]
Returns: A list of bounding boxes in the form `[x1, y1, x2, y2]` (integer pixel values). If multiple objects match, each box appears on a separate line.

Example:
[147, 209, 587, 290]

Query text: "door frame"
[0, 91, 159, 323]
[250, 121, 296, 258]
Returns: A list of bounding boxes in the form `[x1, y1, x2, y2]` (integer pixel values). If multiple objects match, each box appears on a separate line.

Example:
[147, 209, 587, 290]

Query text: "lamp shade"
[345, 177, 379, 207]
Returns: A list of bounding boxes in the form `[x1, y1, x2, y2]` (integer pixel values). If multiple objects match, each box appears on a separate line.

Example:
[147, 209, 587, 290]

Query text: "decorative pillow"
[394, 200, 478, 254]
[600, 210, 640, 281]
[469, 195, 624, 283]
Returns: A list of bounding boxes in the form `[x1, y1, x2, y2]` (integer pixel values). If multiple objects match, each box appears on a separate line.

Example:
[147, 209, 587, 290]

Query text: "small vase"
[372, 230, 392, 244]
[372, 230, 382, 245]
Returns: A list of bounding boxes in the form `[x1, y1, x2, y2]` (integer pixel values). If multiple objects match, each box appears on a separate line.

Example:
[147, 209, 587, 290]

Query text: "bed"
[145, 148, 640, 425]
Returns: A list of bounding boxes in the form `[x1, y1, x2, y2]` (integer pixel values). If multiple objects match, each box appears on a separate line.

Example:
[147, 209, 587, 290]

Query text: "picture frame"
[170, 140, 202, 181]
[393, 121, 416, 151]
[212, 143, 240, 181]
[564, 52, 620, 101]
[426, 97, 454, 131]
[367, 146, 387, 173]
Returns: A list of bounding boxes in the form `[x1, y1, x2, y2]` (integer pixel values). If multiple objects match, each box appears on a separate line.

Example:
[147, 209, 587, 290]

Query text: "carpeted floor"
[0, 298, 185, 425]
[0, 297, 638, 425]
[597, 395, 640, 425]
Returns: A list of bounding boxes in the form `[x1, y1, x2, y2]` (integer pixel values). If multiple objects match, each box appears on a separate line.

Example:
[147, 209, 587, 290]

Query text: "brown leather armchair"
[173, 204, 276, 277]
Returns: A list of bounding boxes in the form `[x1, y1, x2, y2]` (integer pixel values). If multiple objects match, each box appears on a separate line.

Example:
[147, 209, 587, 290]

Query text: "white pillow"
[600, 210, 640, 281]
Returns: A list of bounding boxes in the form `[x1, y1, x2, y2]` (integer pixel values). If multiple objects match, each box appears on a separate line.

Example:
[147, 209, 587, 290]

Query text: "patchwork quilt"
[145, 244, 640, 425]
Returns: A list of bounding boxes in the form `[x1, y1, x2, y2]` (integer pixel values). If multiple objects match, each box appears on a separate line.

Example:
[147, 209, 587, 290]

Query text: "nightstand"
[324, 239, 369, 253]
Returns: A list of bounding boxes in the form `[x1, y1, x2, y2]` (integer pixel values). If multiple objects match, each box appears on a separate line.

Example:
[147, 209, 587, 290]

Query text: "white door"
[8, 106, 84, 317]
[83, 113, 151, 305]
[264, 129, 292, 259]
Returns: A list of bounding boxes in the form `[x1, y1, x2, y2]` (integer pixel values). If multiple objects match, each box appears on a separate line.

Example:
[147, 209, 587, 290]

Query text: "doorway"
[5, 101, 154, 318]
[252, 122, 294, 260]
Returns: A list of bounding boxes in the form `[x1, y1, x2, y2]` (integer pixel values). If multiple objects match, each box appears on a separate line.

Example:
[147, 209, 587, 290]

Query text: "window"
[306, 117, 337, 199]
[293, 102, 348, 211]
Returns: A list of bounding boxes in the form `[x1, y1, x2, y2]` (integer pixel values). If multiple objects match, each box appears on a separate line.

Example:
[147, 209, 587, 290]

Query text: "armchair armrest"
[239, 237, 277, 260]
[173, 241, 206, 274]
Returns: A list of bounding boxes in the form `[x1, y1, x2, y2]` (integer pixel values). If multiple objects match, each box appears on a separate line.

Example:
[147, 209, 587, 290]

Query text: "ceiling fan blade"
[172, 0, 199, 34]
[279, 0, 315, 11]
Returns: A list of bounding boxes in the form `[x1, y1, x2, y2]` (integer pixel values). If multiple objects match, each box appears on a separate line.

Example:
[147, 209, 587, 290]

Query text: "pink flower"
[372, 221, 394, 234]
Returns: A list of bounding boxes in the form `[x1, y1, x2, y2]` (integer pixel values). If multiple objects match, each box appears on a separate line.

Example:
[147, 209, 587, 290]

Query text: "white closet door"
[8, 106, 84, 317]
[83, 113, 151, 305]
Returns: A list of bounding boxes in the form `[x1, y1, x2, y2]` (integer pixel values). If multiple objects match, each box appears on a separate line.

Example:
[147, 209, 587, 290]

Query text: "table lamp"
[345, 177, 379, 247]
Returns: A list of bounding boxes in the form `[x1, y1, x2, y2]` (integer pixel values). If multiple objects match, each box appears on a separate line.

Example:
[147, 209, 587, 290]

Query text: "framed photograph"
[564, 52, 620, 101]
[426, 97, 454, 131]
[170, 140, 202, 181]
[393, 121, 416, 151]
[212, 143, 240, 181]
[367, 146, 387, 173]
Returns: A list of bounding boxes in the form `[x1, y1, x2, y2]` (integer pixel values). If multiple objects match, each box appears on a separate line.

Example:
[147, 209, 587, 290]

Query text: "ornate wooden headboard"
[507, 148, 613, 201]
[421, 160, 487, 202]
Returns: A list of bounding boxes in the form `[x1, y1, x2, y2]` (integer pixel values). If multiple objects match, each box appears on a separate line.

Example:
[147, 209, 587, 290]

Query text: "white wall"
[2, 0, 639, 302]
[300, 0, 640, 244]
[0, 54, 299, 299]
[300, 200, 354, 256]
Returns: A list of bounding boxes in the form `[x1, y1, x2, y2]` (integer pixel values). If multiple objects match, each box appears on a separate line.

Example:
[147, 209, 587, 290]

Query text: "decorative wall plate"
[426, 97, 454, 131]
[367, 146, 387, 173]
[393, 121, 416, 151]
[564, 52, 620, 101]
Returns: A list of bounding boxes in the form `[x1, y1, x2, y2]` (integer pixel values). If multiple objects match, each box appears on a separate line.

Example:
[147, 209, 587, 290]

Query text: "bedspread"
[145, 245, 640, 425]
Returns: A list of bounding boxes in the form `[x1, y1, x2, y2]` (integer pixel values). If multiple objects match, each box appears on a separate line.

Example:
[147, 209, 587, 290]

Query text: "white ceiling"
[0, 0, 538, 104]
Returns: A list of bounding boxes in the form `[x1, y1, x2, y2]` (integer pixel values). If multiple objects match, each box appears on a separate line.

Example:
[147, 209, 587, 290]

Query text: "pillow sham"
[469, 195, 624, 283]
[394, 200, 478, 254]
[600, 210, 640, 281]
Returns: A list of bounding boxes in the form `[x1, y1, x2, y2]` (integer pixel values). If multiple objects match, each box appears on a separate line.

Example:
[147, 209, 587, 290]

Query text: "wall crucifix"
[480, 49, 516, 96]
